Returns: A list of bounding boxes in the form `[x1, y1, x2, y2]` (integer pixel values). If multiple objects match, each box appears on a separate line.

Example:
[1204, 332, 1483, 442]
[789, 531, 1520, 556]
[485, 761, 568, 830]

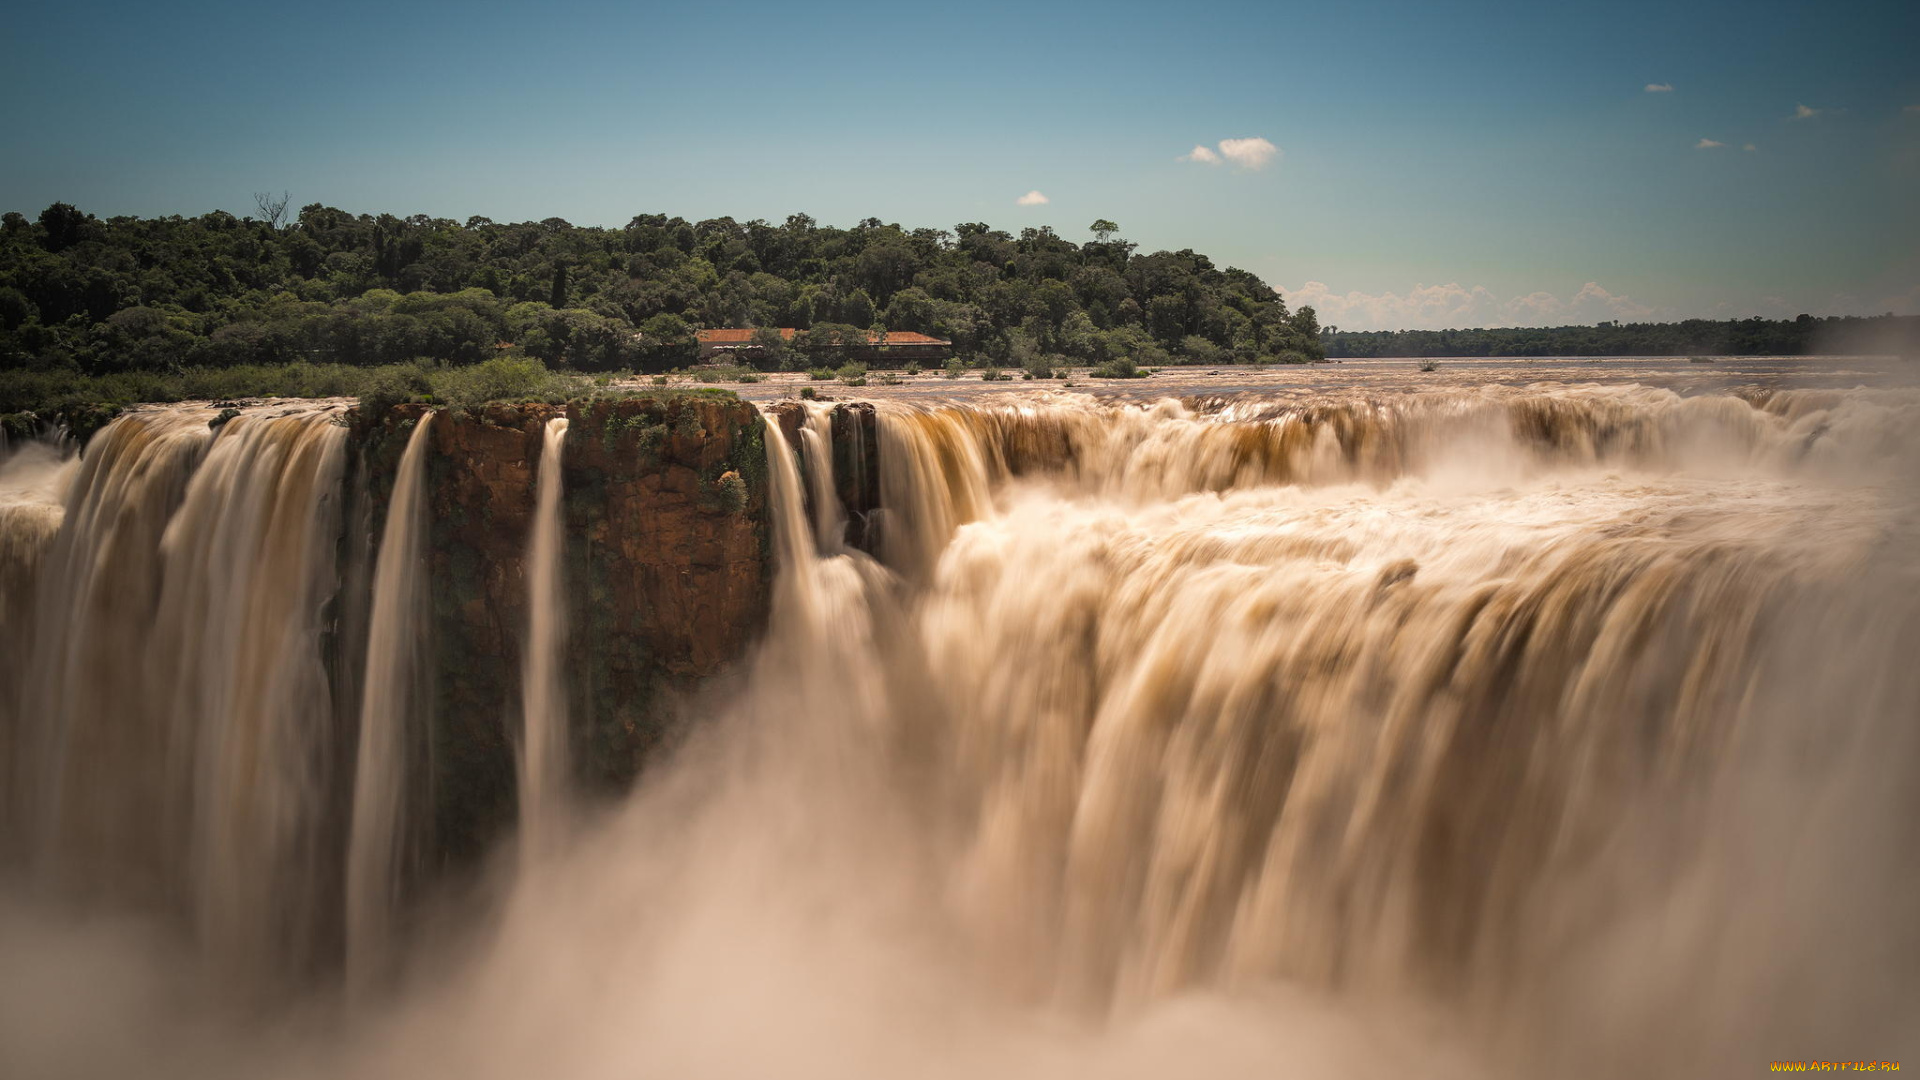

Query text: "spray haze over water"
[1, 375, 1917, 1079]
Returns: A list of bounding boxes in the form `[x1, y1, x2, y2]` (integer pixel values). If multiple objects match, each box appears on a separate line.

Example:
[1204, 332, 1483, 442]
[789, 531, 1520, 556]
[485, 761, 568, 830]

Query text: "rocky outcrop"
[827, 402, 880, 551]
[356, 393, 769, 867]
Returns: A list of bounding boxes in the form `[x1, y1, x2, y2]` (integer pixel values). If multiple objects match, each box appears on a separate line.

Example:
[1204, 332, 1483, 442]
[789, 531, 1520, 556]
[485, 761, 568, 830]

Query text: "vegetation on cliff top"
[0, 356, 742, 442]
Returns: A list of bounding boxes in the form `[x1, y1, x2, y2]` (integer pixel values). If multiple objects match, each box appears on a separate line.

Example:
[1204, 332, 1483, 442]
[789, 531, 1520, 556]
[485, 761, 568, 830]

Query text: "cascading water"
[0, 380, 1915, 1079]
[2, 407, 350, 980]
[856, 389, 1920, 1024]
[149, 412, 349, 979]
[346, 412, 435, 990]
[15, 411, 217, 891]
[0, 440, 71, 841]
[519, 417, 571, 860]
[798, 402, 848, 553]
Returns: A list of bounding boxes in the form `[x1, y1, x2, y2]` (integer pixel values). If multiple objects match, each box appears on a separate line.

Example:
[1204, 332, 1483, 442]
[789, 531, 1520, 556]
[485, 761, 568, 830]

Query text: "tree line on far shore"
[0, 203, 1326, 380]
[1324, 314, 1918, 359]
[6, 201, 1908, 428]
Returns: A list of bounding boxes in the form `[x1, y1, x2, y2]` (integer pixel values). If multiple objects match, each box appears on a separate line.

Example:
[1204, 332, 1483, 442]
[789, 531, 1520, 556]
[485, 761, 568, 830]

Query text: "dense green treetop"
[0, 203, 1325, 375]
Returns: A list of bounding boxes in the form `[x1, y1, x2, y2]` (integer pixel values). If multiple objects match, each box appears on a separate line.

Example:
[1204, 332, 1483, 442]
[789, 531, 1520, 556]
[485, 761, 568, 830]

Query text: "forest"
[0, 202, 1324, 381]
[5, 202, 1911, 429]
[1324, 314, 1919, 358]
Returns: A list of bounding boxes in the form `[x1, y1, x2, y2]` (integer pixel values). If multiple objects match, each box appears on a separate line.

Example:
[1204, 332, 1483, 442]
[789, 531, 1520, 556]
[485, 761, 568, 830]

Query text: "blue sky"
[4, 0, 1916, 329]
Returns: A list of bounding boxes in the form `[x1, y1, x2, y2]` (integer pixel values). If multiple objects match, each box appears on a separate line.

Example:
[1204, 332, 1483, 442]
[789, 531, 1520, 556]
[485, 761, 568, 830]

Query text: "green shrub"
[1091, 357, 1144, 379]
[710, 470, 748, 515]
[1, 411, 38, 441]
[58, 402, 124, 443]
[286, 363, 366, 397]
[902, 360, 923, 376]
[356, 363, 435, 419]
[1179, 335, 1223, 366]
[835, 362, 867, 382]
[1022, 353, 1064, 380]
[607, 413, 671, 457]
[807, 367, 834, 380]
[429, 356, 571, 408]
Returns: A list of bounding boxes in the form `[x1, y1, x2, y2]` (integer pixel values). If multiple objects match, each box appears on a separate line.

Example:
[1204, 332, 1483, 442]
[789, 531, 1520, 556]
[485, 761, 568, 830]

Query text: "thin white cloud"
[1744, 143, 1758, 152]
[1217, 137, 1280, 170]
[1645, 83, 1673, 93]
[1277, 280, 1657, 331]
[1570, 282, 1653, 321]
[1904, 104, 1920, 114]
[1015, 190, 1049, 206]
[1506, 291, 1565, 321]
[1791, 103, 1821, 120]
[1696, 138, 1727, 149]
[1184, 138, 1280, 170]
[1281, 281, 1500, 330]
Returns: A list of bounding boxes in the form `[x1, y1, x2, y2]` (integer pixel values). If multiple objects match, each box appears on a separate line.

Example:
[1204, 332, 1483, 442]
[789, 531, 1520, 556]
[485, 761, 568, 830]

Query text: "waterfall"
[0, 440, 72, 851]
[2, 383, 1917, 1078]
[519, 417, 570, 860]
[2, 408, 349, 979]
[153, 412, 348, 978]
[762, 415, 817, 606]
[16, 411, 214, 889]
[758, 414, 896, 762]
[798, 403, 846, 553]
[852, 390, 1920, 1012]
[346, 412, 435, 990]
[734, 386, 1920, 1051]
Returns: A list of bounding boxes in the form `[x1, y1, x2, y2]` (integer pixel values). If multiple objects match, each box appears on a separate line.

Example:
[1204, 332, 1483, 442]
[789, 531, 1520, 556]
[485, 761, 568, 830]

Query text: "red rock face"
[359, 394, 770, 866]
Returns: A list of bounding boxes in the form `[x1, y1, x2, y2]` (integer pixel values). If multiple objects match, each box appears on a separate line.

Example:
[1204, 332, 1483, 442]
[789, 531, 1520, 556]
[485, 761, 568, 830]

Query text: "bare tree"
[253, 191, 291, 230]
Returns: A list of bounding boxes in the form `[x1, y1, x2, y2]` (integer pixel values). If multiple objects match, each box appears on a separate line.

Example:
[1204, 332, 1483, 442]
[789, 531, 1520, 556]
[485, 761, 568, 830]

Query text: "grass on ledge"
[1, 358, 740, 438]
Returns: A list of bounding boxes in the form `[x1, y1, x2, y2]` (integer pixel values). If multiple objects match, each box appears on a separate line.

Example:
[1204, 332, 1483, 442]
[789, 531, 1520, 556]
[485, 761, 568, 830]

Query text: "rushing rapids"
[0, 380, 1916, 1078]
